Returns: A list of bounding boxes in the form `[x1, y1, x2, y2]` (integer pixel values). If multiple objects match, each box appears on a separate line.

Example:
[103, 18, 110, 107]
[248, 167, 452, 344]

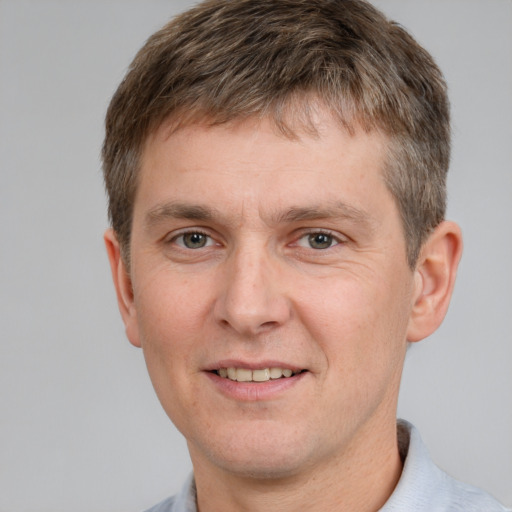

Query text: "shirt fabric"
[144, 420, 510, 512]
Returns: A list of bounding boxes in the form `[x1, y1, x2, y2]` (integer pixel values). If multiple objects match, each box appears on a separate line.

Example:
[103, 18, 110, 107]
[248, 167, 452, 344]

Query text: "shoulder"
[142, 495, 176, 512]
[142, 474, 196, 512]
[442, 476, 511, 512]
[381, 420, 510, 511]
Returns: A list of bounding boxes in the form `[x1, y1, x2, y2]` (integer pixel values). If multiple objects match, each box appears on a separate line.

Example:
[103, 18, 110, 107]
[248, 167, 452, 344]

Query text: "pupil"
[309, 233, 332, 249]
[184, 233, 206, 248]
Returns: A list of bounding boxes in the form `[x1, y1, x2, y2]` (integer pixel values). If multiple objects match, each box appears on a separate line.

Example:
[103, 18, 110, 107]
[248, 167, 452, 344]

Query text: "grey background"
[1, 0, 510, 510]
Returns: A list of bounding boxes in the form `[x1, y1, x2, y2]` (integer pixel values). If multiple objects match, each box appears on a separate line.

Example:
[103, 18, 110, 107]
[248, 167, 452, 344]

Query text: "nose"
[213, 244, 292, 336]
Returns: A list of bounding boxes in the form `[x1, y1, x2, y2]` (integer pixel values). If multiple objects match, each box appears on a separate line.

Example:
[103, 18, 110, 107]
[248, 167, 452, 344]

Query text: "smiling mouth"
[214, 367, 304, 382]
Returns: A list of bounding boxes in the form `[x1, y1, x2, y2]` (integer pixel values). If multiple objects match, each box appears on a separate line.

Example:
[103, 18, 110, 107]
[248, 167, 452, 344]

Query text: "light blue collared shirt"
[144, 420, 510, 512]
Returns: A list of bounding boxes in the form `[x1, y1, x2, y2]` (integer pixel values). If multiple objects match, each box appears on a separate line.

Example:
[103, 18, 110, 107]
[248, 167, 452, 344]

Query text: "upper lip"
[203, 360, 305, 372]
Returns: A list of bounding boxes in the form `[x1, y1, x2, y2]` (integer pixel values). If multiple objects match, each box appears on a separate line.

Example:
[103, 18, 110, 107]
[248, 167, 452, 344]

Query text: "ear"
[104, 229, 141, 348]
[407, 221, 463, 342]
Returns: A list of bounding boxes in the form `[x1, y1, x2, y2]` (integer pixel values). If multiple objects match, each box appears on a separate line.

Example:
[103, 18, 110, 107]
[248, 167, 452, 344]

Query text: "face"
[114, 112, 420, 480]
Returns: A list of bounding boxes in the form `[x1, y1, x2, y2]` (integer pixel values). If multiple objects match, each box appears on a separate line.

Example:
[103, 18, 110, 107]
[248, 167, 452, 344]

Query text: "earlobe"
[407, 221, 463, 342]
[104, 229, 141, 348]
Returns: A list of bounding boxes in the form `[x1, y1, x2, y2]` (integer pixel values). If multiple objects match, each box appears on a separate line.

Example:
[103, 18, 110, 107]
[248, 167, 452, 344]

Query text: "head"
[102, 0, 462, 498]
[103, 0, 450, 269]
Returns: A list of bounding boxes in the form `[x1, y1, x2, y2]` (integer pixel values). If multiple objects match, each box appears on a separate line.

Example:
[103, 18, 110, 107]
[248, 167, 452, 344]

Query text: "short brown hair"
[103, 0, 450, 267]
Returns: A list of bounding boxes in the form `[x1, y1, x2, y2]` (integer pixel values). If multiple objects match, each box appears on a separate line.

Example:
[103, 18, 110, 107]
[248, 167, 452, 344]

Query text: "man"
[102, 0, 509, 510]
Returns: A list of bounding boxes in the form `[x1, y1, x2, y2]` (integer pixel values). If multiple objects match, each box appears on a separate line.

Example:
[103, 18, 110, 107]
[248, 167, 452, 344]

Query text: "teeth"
[252, 369, 270, 382]
[236, 368, 252, 382]
[217, 367, 299, 382]
[269, 367, 283, 379]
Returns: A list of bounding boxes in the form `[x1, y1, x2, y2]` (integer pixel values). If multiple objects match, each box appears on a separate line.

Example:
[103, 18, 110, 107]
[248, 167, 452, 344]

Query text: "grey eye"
[182, 232, 209, 249]
[308, 233, 334, 249]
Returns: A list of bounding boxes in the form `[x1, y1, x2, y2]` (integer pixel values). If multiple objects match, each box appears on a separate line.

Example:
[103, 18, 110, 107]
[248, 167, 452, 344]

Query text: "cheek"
[296, 271, 411, 364]
[298, 274, 410, 419]
[136, 273, 210, 343]
[133, 274, 213, 400]
[133, 278, 210, 427]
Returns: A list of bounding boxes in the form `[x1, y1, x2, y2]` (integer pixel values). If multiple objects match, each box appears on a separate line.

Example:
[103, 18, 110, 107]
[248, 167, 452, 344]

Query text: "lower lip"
[204, 371, 307, 401]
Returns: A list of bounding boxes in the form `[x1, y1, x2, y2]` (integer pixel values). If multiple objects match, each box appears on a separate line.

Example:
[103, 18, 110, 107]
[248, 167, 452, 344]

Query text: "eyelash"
[168, 229, 216, 249]
[294, 229, 344, 250]
[167, 228, 345, 251]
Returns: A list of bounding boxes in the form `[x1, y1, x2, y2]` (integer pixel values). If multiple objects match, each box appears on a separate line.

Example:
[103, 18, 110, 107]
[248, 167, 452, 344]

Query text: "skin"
[105, 109, 462, 512]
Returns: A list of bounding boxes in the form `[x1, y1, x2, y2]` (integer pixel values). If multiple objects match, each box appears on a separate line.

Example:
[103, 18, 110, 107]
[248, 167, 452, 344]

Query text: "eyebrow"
[275, 203, 373, 226]
[145, 202, 220, 228]
[144, 200, 375, 231]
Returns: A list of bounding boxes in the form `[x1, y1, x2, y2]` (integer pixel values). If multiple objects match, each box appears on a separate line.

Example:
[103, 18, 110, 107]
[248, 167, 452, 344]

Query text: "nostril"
[260, 320, 280, 330]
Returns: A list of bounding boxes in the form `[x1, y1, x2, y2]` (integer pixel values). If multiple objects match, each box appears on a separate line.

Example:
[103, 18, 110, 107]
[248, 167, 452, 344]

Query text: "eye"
[174, 231, 214, 249]
[296, 232, 340, 250]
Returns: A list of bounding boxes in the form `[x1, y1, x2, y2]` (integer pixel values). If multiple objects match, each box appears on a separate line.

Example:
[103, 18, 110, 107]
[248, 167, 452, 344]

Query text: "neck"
[191, 418, 403, 512]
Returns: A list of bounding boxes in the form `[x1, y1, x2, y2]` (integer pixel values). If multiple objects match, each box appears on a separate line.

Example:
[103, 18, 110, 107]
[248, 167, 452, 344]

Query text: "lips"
[205, 362, 307, 401]
[216, 367, 302, 382]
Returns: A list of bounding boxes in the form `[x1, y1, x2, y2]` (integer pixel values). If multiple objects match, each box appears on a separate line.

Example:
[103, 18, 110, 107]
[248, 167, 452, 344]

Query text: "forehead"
[136, 111, 393, 223]
[141, 93, 381, 163]
[142, 107, 389, 173]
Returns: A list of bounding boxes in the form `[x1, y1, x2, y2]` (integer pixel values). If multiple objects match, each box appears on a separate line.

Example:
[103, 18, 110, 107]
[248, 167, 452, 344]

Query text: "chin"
[191, 426, 323, 480]
[214, 452, 308, 480]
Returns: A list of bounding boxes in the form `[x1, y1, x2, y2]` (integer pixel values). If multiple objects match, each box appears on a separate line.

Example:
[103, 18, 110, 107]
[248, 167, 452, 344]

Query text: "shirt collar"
[170, 420, 498, 512]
